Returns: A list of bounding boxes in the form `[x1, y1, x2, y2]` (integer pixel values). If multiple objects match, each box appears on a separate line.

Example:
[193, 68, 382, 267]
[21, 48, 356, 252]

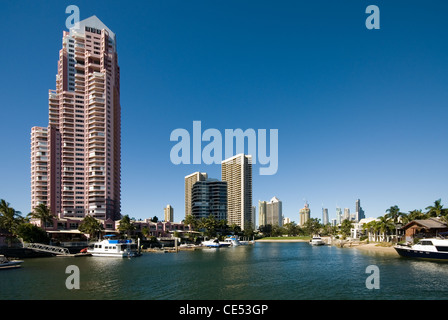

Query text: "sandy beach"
[347, 242, 397, 255]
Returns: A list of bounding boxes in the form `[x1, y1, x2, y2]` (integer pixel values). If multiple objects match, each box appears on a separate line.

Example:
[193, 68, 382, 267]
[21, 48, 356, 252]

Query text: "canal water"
[1, 242, 448, 300]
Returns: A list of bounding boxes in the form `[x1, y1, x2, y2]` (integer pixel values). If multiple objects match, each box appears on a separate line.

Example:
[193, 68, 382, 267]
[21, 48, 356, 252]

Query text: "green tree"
[284, 222, 299, 236]
[243, 222, 255, 239]
[0, 200, 25, 236]
[385, 205, 404, 224]
[377, 216, 395, 242]
[303, 218, 321, 237]
[118, 215, 136, 238]
[142, 226, 150, 239]
[28, 203, 53, 230]
[184, 214, 199, 230]
[402, 209, 426, 224]
[340, 219, 353, 239]
[425, 199, 447, 217]
[16, 223, 50, 244]
[79, 215, 104, 240]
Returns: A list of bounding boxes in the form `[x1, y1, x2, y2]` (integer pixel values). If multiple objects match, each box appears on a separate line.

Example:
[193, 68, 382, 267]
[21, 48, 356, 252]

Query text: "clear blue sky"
[1, 0, 447, 224]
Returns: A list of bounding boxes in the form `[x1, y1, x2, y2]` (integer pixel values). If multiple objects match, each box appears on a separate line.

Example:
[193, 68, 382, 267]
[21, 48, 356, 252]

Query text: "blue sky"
[0, 0, 447, 224]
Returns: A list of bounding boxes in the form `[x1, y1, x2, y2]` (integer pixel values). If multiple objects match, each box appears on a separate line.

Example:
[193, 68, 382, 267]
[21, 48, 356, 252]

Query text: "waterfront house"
[402, 218, 448, 242]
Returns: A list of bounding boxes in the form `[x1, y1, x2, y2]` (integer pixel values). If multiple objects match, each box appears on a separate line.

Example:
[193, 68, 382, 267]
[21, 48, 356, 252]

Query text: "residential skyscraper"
[31, 16, 121, 221]
[258, 200, 267, 228]
[336, 207, 342, 224]
[221, 154, 252, 230]
[322, 208, 329, 225]
[355, 199, 365, 222]
[266, 196, 283, 227]
[343, 208, 350, 221]
[164, 205, 174, 222]
[185, 172, 208, 218]
[299, 202, 310, 226]
[191, 179, 227, 221]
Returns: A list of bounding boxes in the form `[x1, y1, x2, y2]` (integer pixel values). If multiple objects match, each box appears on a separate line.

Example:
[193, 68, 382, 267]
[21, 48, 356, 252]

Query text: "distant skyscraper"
[299, 202, 310, 226]
[343, 208, 350, 221]
[31, 16, 121, 221]
[185, 172, 208, 218]
[221, 154, 252, 230]
[258, 200, 267, 228]
[164, 205, 174, 222]
[191, 179, 227, 221]
[266, 197, 283, 227]
[336, 207, 342, 224]
[322, 208, 329, 225]
[355, 199, 365, 222]
[252, 206, 256, 229]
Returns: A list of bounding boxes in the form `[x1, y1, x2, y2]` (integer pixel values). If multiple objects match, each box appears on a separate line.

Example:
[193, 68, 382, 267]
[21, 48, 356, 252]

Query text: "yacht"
[310, 235, 325, 246]
[0, 255, 23, 269]
[87, 238, 141, 258]
[202, 238, 231, 248]
[224, 235, 242, 246]
[394, 238, 448, 260]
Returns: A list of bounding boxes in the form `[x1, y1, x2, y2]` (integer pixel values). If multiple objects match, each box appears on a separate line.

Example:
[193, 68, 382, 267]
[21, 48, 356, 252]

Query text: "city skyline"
[1, 1, 447, 225]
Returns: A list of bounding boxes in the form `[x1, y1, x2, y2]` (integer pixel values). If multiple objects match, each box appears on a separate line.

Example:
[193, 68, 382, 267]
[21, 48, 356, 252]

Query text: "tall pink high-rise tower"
[31, 16, 121, 221]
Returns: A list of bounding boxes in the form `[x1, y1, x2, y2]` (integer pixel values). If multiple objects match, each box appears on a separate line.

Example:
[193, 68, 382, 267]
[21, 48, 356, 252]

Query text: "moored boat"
[0, 255, 23, 269]
[310, 235, 325, 246]
[394, 238, 448, 261]
[87, 238, 141, 258]
[224, 235, 242, 246]
[202, 238, 231, 248]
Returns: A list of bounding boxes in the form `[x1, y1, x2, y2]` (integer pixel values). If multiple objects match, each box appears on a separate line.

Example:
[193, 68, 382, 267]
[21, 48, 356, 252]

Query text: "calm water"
[2, 242, 448, 300]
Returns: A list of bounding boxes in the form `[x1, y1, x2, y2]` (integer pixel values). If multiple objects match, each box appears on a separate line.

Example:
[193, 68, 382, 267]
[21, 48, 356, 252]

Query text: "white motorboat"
[224, 235, 242, 246]
[0, 255, 23, 269]
[310, 236, 325, 246]
[202, 238, 231, 248]
[87, 238, 141, 258]
[394, 238, 448, 260]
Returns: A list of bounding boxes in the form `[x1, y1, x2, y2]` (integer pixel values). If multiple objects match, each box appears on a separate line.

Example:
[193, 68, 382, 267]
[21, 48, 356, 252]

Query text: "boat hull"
[394, 246, 448, 261]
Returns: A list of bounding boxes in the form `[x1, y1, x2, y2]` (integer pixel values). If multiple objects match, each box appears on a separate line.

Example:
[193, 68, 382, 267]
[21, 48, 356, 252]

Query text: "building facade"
[31, 16, 121, 221]
[185, 172, 208, 218]
[221, 154, 253, 230]
[258, 200, 267, 228]
[164, 205, 174, 222]
[191, 179, 227, 221]
[266, 196, 283, 227]
[299, 202, 310, 226]
[355, 199, 365, 222]
[322, 208, 329, 225]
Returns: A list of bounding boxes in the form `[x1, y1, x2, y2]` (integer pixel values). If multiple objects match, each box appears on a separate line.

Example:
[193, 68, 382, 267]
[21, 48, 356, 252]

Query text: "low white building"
[350, 217, 378, 239]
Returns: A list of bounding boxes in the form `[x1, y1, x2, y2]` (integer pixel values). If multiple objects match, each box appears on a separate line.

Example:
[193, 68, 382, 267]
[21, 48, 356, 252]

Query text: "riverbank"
[255, 237, 310, 242]
[350, 242, 397, 254]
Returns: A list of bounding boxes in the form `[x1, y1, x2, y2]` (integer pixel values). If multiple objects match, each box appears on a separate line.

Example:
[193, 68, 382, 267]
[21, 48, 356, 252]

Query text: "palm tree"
[28, 203, 53, 230]
[377, 216, 395, 242]
[0, 207, 23, 235]
[425, 199, 446, 217]
[78, 215, 104, 240]
[184, 214, 198, 230]
[385, 205, 403, 224]
[118, 215, 136, 238]
[403, 209, 427, 223]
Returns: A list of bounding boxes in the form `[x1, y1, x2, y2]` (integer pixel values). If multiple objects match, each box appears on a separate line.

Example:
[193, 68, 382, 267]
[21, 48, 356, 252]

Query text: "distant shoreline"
[255, 238, 398, 255]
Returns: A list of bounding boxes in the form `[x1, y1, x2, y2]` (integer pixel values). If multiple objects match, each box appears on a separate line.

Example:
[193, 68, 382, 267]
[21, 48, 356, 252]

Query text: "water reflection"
[3, 243, 448, 300]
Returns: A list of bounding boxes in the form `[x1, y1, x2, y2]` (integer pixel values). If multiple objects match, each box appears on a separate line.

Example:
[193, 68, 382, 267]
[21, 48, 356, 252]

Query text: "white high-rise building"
[266, 196, 283, 227]
[221, 154, 252, 230]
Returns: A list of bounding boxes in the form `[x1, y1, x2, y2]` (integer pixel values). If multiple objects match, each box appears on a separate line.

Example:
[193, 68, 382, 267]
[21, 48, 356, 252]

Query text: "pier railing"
[22, 243, 70, 255]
